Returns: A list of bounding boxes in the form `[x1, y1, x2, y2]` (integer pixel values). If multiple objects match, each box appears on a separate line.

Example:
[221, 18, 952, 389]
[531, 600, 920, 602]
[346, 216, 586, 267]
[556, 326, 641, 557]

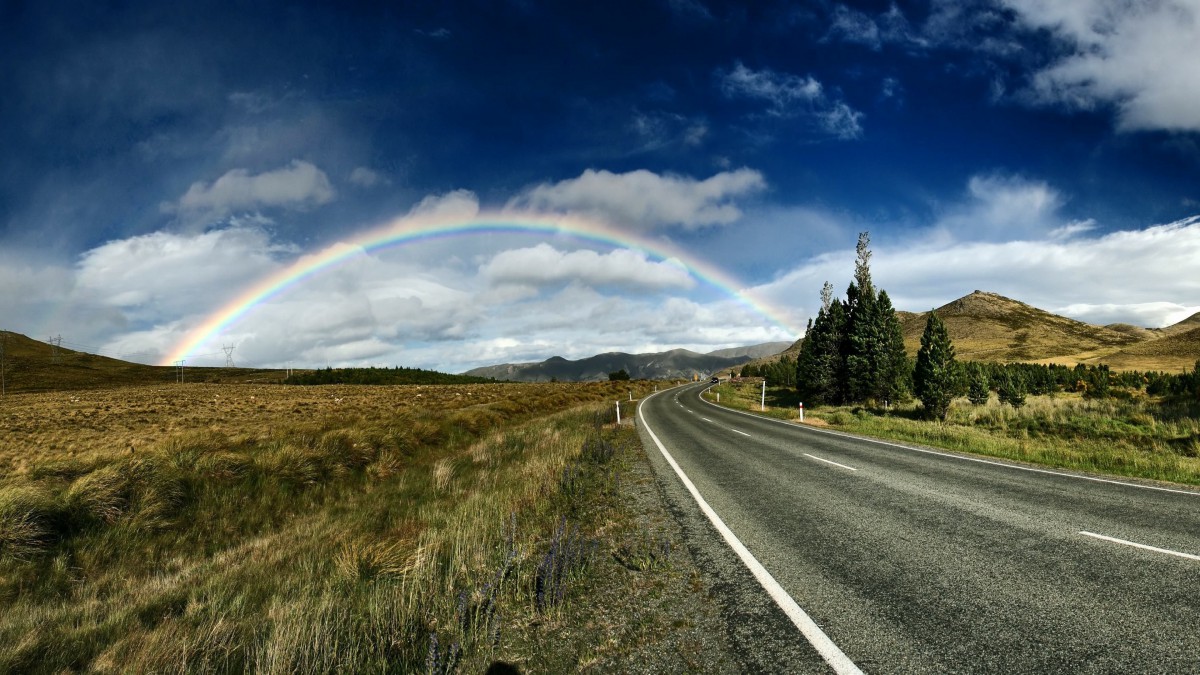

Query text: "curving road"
[636, 383, 1200, 674]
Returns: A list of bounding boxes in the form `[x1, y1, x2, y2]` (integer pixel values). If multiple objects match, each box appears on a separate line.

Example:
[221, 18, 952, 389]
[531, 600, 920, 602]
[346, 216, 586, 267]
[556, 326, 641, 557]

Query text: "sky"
[2, 0, 1200, 372]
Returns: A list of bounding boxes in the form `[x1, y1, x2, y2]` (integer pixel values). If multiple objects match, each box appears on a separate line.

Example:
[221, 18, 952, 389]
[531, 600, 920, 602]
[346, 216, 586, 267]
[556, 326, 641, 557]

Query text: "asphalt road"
[636, 383, 1200, 674]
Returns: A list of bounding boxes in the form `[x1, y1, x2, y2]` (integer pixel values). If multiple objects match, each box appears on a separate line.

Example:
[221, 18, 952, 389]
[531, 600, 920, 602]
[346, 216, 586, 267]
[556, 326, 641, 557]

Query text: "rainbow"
[160, 211, 799, 366]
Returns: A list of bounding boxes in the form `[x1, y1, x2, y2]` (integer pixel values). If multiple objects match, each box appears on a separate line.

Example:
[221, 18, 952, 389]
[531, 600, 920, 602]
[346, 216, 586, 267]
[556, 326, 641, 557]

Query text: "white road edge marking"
[1079, 531, 1200, 561]
[804, 453, 858, 472]
[695, 387, 1200, 498]
[638, 390, 864, 675]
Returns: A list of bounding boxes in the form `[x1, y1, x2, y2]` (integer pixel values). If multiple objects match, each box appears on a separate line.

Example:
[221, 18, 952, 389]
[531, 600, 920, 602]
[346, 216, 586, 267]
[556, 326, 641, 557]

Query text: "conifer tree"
[874, 289, 911, 404]
[997, 371, 1027, 408]
[966, 364, 990, 405]
[796, 291, 846, 405]
[914, 310, 956, 420]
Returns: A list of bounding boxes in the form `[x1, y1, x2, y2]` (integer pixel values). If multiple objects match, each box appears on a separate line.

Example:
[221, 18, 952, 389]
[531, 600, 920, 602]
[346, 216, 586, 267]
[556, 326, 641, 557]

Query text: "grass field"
[706, 381, 1200, 486]
[0, 380, 724, 673]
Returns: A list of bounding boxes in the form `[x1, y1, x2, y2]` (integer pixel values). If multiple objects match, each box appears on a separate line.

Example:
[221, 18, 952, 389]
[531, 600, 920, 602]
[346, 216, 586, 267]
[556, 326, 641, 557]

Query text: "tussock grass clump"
[64, 465, 129, 526]
[335, 539, 411, 583]
[0, 485, 58, 560]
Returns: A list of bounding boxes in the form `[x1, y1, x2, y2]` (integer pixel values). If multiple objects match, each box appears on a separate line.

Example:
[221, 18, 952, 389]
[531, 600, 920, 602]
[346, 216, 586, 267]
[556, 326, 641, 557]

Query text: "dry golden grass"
[0, 380, 661, 672]
[0, 381, 639, 476]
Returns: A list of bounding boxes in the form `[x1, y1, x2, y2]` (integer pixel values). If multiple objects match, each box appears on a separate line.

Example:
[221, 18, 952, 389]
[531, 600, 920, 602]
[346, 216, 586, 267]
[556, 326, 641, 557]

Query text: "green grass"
[0, 381, 697, 672]
[705, 382, 1200, 486]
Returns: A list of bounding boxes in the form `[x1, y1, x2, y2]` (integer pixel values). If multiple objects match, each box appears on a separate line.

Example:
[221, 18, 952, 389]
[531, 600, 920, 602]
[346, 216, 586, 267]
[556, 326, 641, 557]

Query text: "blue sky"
[3, 0, 1199, 371]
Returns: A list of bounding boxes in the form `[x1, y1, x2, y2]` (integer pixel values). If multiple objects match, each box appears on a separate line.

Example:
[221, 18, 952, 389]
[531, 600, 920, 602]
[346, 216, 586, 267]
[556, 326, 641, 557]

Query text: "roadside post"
[761, 379, 766, 411]
[615, 400, 621, 425]
[799, 401, 804, 422]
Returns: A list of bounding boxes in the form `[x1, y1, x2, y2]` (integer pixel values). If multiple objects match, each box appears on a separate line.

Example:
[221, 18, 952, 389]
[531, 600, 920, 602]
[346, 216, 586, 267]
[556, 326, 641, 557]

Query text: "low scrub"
[707, 382, 1200, 486]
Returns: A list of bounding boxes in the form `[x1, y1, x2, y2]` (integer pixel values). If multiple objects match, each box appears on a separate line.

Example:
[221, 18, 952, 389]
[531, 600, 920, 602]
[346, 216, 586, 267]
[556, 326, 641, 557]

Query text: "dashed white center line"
[803, 453, 859, 472]
[701, 416, 714, 423]
[1079, 531, 1200, 561]
[730, 428, 751, 437]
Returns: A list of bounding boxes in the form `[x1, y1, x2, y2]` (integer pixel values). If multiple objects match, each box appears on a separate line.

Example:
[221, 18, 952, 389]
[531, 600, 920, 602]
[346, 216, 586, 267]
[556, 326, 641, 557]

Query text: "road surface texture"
[636, 383, 1200, 674]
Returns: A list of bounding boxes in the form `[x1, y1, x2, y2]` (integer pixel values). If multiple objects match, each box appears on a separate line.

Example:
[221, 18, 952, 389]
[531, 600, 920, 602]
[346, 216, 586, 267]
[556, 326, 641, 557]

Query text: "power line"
[47, 334, 62, 363]
[222, 344, 236, 368]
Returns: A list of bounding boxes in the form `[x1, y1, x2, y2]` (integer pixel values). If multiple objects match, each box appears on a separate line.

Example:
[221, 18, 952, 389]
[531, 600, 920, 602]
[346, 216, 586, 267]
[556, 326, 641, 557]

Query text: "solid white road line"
[638, 391, 864, 675]
[1078, 531, 1200, 561]
[804, 453, 859, 472]
[694, 387, 1200, 499]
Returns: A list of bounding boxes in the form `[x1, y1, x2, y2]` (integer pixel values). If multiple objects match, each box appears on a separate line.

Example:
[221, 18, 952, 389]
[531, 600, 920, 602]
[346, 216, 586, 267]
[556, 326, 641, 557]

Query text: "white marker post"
[615, 400, 621, 425]
[799, 401, 804, 422]
[761, 379, 766, 411]
[717, 392, 720, 403]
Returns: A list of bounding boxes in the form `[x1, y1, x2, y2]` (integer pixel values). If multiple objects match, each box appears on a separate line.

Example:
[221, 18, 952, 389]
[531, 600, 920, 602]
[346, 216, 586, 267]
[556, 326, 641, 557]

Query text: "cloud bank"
[508, 168, 766, 230]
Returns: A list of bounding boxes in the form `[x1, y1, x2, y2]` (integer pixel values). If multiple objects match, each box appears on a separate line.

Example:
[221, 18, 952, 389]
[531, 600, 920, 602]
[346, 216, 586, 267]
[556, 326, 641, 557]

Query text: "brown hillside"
[0, 331, 285, 392]
[1104, 323, 1160, 341]
[901, 291, 1142, 364]
[1090, 326, 1200, 372]
[1162, 312, 1200, 336]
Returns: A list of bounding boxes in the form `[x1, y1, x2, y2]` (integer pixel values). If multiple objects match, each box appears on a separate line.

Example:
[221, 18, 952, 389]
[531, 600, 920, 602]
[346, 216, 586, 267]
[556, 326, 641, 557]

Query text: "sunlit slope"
[0, 331, 285, 391]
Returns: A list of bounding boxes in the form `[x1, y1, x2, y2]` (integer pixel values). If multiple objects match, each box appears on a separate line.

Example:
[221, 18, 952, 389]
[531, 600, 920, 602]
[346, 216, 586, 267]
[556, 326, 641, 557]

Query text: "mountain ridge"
[462, 342, 792, 382]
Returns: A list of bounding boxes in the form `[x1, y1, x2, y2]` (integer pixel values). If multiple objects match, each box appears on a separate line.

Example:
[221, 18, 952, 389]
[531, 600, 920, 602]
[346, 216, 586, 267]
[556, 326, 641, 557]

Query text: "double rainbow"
[160, 212, 799, 366]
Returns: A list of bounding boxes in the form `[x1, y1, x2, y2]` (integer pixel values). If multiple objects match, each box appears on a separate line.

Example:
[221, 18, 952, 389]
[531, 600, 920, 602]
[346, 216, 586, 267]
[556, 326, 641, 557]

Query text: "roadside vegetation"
[707, 375, 1200, 486]
[0, 380, 725, 672]
[717, 230, 1200, 487]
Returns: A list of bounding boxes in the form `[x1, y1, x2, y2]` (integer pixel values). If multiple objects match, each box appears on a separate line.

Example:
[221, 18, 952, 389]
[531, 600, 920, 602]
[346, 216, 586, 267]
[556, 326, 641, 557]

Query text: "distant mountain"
[705, 342, 792, 360]
[462, 348, 757, 382]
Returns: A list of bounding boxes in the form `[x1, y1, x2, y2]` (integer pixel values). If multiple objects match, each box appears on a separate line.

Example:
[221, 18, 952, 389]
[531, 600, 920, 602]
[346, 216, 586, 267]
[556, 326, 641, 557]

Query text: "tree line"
[285, 366, 499, 386]
[792, 232, 1200, 420]
[738, 355, 796, 386]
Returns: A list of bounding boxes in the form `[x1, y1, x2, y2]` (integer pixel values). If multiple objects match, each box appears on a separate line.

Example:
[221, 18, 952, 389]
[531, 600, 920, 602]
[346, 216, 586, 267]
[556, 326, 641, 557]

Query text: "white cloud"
[935, 173, 1064, 240]
[406, 189, 481, 220]
[74, 227, 289, 329]
[755, 215, 1200, 329]
[508, 168, 766, 230]
[481, 243, 695, 291]
[348, 167, 388, 188]
[827, 3, 926, 50]
[166, 160, 335, 224]
[630, 111, 709, 151]
[719, 62, 864, 139]
[1002, 0, 1200, 131]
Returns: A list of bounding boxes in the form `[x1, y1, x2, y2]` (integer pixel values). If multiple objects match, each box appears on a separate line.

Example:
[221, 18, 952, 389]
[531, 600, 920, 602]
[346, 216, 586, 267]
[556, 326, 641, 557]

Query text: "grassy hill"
[0, 331, 287, 392]
[734, 291, 1200, 374]
[898, 291, 1143, 364]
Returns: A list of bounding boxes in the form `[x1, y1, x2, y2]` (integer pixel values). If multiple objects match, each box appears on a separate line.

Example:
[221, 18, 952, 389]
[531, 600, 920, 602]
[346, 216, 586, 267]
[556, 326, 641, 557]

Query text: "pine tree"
[997, 371, 1027, 408]
[874, 289, 911, 405]
[966, 364, 990, 405]
[913, 311, 956, 421]
[796, 290, 846, 406]
[843, 232, 876, 402]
